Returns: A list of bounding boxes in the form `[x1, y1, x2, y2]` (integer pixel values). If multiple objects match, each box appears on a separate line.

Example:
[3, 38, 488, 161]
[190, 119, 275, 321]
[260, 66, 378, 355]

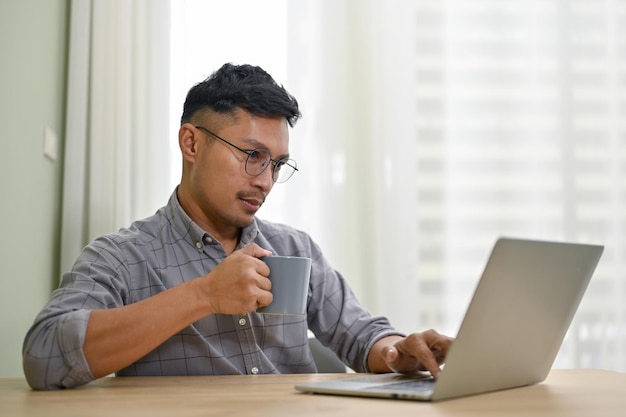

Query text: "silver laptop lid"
[432, 237, 603, 400]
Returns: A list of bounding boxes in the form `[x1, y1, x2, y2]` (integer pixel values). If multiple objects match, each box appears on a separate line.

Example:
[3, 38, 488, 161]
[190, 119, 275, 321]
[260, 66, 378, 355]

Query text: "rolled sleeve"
[304, 242, 404, 372]
[23, 237, 126, 390]
[23, 309, 94, 390]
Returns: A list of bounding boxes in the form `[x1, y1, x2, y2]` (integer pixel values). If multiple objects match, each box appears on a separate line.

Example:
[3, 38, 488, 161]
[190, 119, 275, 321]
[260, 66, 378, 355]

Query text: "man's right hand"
[199, 243, 273, 316]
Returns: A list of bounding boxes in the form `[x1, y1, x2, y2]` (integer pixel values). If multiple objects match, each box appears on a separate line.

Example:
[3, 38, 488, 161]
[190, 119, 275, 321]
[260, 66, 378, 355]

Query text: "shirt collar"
[166, 188, 260, 250]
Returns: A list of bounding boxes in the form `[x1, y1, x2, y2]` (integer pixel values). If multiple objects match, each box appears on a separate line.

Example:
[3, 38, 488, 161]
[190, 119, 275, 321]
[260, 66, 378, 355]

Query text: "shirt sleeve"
[22, 237, 128, 389]
[304, 239, 405, 372]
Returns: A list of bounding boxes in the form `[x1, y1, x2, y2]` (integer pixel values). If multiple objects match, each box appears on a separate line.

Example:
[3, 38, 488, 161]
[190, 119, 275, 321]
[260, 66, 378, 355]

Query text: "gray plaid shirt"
[23, 190, 402, 389]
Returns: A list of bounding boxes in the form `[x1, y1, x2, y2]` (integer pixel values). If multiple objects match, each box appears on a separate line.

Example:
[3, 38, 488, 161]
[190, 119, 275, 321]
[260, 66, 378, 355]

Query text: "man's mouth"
[238, 193, 266, 211]
[241, 198, 263, 210]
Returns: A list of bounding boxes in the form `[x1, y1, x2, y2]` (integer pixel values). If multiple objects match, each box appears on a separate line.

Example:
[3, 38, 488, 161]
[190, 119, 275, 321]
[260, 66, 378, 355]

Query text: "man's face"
[184, 110, 290, 235]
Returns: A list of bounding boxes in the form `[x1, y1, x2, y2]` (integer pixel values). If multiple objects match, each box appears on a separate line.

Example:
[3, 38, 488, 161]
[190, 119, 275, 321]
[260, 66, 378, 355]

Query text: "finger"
[256, 289, 273, 308]
[383, 346, 400, 371]
[422, 330, 454, 365]
[402, 335, 442, 378]
[419, 351, 441, 379]
[241, 243, 272, 259]
[257, 276, 272, 291]
[256, 258, 271, 278]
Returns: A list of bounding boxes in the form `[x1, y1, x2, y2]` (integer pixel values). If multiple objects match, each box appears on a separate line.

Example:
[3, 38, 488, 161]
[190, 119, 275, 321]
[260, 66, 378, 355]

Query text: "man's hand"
[199, 243, 273, 316]
[369, 330, 453, 378]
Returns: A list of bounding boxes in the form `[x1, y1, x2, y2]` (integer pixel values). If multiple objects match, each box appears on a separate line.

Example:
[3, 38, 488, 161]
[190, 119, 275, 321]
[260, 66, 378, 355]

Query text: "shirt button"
[238, 318, 247, 326]
[195, 241, 202, 249]
[204, 236, 213, 244]
[251, 367, 259, 375]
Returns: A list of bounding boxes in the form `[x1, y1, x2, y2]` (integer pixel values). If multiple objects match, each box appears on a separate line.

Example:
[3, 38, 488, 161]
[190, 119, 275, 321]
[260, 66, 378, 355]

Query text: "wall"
[0, 0, 68, 377]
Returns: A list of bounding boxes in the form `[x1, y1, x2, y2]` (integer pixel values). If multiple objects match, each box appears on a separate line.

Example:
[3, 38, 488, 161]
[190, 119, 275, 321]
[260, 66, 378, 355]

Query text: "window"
[413, 0, 624, 370]
[170, 0, 626, 372]
[168, 0, 288, 190]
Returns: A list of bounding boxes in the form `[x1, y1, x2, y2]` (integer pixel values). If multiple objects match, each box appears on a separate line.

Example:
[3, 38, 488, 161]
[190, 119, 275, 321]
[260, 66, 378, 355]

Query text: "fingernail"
[384, 347, 393, 359]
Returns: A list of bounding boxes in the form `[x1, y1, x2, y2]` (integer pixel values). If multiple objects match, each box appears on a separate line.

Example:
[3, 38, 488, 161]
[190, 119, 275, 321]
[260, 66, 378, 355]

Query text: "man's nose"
[252, 165, 274, 190]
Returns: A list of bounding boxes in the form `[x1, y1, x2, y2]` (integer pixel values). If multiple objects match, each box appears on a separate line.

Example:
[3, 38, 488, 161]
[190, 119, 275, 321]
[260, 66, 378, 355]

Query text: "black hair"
[180, 63, 301, 127]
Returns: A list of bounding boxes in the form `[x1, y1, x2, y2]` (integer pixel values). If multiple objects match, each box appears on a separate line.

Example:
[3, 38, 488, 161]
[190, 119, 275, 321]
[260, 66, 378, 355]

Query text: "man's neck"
[176, 186, 241, 254]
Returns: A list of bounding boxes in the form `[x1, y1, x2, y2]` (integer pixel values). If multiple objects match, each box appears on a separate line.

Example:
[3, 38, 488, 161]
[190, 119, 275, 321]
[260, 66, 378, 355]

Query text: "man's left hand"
[371, 330, 454, 378]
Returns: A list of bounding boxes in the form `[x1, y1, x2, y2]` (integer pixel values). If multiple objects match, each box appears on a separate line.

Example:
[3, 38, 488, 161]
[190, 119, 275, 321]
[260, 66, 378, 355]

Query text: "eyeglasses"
[195, 125, 298, 184]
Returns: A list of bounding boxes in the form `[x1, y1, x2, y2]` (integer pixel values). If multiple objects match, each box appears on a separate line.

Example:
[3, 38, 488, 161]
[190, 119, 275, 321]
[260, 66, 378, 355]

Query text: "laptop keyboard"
[368, 378, 436, 393]
[343, 374, 436, 393]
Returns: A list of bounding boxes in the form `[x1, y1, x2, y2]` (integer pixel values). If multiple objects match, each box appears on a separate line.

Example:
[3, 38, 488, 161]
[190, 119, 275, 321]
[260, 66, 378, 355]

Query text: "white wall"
[0, 0, 68, 377]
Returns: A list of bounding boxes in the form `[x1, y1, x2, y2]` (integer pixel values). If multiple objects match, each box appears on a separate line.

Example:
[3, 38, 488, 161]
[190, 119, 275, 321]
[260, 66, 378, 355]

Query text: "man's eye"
[248, 150, 262, 160]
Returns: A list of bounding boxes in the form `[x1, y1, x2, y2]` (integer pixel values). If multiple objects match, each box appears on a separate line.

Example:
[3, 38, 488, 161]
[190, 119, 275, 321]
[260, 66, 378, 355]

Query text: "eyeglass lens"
[245, 149, 296, 183]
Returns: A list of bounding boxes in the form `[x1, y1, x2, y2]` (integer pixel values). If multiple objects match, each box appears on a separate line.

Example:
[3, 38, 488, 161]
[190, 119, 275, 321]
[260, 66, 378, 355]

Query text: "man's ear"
[179, 123, 199, 163]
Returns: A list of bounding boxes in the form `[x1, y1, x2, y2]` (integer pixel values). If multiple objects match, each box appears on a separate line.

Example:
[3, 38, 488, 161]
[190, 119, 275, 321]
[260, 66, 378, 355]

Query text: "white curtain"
[281, 0, 625, 372]
[280, 0, 421, 331]
[60, 0, 171, 275]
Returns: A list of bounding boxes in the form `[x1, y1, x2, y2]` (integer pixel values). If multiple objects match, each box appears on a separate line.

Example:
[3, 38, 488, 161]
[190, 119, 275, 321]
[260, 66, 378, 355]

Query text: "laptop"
[295, 237, 604, 401]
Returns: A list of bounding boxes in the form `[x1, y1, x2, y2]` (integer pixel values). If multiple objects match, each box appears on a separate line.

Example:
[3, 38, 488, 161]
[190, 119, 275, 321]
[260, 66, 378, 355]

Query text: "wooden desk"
[1, 369, 624, 417]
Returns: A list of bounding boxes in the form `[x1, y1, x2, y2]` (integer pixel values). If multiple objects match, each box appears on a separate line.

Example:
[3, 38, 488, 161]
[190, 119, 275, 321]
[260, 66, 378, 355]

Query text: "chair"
[308, 337, 347, 373]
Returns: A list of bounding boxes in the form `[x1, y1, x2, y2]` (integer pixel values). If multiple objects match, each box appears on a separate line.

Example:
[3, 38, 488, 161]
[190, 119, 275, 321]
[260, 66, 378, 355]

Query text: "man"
[23, 63, 452, 390]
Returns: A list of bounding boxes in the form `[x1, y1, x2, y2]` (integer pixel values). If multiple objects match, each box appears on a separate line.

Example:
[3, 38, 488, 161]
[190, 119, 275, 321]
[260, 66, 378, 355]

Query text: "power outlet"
[44, 126, 58, 161]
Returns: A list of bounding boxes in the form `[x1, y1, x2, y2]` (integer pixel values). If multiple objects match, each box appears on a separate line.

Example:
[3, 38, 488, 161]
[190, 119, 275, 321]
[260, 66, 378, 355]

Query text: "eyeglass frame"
[194, 125, 298, 183]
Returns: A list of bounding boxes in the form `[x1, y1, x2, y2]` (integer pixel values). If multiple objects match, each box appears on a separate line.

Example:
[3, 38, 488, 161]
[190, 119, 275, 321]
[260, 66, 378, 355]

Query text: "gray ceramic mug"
[257, 256, 311, 315]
